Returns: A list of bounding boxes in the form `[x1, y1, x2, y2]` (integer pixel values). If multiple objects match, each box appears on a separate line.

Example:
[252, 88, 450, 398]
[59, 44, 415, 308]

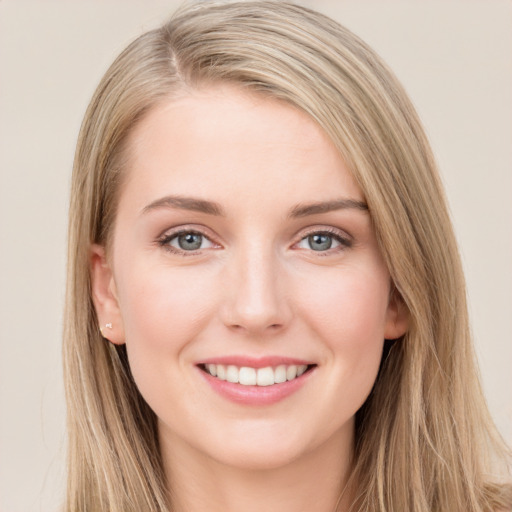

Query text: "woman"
[63, 1, 511, 511]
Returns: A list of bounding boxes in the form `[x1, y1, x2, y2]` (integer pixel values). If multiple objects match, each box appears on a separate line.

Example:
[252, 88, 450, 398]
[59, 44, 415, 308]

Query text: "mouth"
[196, 356, 317, 405]
[198, 363, 316, 387]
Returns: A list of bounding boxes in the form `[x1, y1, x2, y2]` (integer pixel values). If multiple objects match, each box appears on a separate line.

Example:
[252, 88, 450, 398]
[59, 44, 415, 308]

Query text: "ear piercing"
[99, 323, 113, 335]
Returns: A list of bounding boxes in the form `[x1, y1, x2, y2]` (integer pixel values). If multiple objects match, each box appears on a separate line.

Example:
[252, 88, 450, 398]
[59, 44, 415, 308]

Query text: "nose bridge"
[222, 238, 290, 334]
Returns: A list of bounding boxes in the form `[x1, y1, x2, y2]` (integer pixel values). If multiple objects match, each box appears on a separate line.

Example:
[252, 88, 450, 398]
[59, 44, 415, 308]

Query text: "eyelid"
[156, 225, 222, 254]
[155, 224, 352, 255]
[292, 226, 353, 251]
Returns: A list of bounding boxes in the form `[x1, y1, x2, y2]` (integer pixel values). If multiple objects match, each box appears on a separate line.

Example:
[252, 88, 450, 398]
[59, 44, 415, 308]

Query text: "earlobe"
[384, 288, 409, 341]
[90, 244, 126, 345]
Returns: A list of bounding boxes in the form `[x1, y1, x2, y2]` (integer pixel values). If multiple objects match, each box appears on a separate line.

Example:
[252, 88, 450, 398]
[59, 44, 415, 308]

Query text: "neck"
[160, 425, 355, 512]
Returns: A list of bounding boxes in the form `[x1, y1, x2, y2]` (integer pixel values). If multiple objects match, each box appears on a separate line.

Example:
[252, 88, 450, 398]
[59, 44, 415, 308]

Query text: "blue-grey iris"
[178, 233, 203, 250]
[308, 234, 332, 251]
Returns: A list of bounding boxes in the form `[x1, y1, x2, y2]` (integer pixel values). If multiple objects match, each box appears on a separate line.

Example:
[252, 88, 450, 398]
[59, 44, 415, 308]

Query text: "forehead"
[120, 85, 363, 212]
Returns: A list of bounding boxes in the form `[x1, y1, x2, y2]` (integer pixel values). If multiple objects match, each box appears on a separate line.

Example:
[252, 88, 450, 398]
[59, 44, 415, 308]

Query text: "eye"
[159, 230, 216, 253]
[295, 230, 351, 252]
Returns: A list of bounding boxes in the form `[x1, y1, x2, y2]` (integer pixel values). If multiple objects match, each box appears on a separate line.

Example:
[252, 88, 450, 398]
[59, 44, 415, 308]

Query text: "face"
[91, 85, 407, 471]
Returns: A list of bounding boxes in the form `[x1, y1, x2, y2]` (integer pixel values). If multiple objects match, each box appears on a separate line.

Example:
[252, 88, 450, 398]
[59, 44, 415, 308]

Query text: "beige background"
[0, 1, 511, 511]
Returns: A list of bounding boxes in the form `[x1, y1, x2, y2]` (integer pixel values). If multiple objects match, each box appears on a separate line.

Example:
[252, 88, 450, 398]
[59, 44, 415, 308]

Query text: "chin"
[200, 421, 332, 471]
[212, 442, 307, 471]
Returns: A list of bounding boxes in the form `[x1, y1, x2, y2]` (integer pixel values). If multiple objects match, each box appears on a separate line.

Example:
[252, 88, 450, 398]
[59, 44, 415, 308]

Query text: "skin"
[91, 85, 408, 512]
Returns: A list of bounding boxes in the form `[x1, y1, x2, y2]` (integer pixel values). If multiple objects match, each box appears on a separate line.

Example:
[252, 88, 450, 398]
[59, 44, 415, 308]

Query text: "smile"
[197, 358, 316, 405]
[201, 363, 311, 386]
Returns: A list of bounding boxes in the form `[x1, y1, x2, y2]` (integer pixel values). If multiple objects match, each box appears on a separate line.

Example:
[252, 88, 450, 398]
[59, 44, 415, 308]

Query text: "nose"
[219, 243, 292, 336]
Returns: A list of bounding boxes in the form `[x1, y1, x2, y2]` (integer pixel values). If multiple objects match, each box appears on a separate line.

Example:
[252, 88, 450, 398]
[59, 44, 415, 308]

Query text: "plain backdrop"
[0, 1, 511, 511]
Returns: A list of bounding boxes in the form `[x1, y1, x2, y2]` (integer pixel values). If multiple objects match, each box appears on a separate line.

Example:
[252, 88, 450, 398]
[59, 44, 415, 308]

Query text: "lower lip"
[198, 367, 314, 406]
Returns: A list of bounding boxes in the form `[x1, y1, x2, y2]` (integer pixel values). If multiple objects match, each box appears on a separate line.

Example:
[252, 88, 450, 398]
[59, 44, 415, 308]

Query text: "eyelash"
[296, 227, 353, 255]
[157, 228, 217, 256]
[156, 226, 352, 256]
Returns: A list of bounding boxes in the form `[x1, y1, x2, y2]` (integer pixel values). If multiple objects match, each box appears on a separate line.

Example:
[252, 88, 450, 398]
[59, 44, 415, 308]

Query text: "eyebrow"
[141, 195, 368, 217]
[289, 198, 368, 218]
[142, 195, 225, 216]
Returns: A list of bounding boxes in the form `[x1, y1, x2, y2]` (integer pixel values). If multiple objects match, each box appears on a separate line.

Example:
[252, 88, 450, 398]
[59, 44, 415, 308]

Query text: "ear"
[384, 286, 409, 340]
[90, 244, 125, 345]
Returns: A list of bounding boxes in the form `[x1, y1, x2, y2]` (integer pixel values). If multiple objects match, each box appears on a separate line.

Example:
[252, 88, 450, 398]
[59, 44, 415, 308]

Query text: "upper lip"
[196, 355, 315, 368]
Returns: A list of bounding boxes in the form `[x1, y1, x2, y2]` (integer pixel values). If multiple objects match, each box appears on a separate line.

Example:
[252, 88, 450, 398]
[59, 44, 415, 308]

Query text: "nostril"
[227, 322, 283, 333]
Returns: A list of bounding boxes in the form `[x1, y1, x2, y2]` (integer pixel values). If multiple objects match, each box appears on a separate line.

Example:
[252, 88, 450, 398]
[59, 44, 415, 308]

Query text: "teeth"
[297, 365, 307, 377]
[256, 367, 274, 386]
[216, 364, 226, 380]
[274, 365, 287, 383]
[204, 363, 310, 386]
[226, 365, 239, 383]
[239, 367, 256, 385]
[286, 365, 297, 380]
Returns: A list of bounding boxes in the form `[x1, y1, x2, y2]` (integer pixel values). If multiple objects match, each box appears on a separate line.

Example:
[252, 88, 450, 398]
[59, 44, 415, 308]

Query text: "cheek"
[298, 265, 389, 398]
[300, 264, 390, 342]
[119, 262, 216, 334]
[114, 261, 218, 384]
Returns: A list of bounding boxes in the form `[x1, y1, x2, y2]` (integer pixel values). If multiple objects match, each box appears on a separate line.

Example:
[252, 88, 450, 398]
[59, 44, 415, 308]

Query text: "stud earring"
[100, 323, 113, 335]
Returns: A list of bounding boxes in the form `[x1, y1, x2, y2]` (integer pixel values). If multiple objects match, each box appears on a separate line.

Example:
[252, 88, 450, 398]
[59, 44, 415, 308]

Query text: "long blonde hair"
[63, 2, 511, 511]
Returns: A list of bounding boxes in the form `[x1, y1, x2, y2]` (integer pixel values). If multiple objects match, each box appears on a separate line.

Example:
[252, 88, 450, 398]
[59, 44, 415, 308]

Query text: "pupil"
[178, 233, 202, 250]
[309, 234, 332, 251]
